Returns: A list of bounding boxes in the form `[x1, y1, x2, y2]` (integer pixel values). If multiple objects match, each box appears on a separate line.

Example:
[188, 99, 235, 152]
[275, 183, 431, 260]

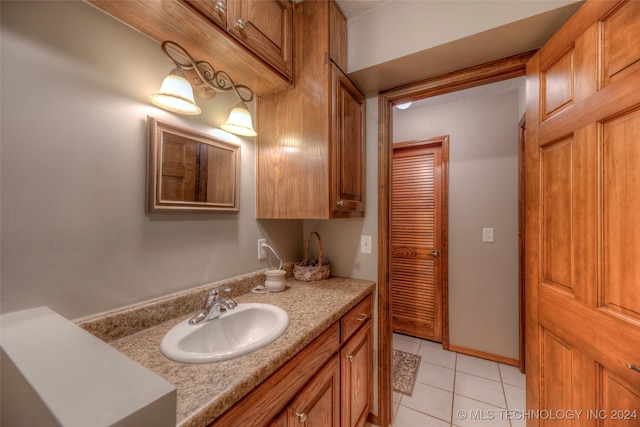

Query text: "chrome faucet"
[189, 285, 237, 325]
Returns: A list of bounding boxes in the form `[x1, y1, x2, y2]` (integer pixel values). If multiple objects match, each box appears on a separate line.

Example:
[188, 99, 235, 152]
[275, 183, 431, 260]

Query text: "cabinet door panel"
[341, 322, 372, 427]
[332, 66, 365, 216]
[183, 0, 227, 28]
[328, 0, 347, 71]
[287, 355, 340, 427]
[228, 0, 293, 79]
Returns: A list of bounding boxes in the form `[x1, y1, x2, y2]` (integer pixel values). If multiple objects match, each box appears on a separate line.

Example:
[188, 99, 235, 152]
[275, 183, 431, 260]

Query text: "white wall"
[392, 81, 523, 360]
[0, 1, 303, 320]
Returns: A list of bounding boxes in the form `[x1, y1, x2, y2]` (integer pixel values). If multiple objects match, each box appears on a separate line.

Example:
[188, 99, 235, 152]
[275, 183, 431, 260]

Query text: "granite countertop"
[104, 276, 374, 427]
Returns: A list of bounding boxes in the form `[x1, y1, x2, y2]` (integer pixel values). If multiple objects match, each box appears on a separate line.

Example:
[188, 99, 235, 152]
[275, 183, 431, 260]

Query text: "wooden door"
[391, 137, 447, 342]
[525, 0, 640, 423]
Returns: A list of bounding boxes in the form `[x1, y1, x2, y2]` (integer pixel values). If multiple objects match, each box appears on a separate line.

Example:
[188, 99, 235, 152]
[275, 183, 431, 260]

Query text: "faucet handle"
[206, 285, 232, 305]
[210, 285, 231, 295]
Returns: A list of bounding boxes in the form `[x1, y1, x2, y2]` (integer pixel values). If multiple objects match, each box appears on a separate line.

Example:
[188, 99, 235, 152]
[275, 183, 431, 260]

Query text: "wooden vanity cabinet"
[267, 355, 340, 427]
[184, 0, 293, 80]
[340, 295, 372, 427]
[209, 293, 373, 427]
[284, 354, 341, 426]
[256, 0, 365, 219]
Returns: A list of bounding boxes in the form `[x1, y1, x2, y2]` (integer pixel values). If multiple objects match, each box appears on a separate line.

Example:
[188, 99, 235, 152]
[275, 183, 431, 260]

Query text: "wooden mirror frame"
[146, 117, 240, 213]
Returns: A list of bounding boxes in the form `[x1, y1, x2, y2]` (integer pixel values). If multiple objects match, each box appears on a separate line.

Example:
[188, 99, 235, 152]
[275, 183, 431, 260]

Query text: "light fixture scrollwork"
[150, 41, 257, 137]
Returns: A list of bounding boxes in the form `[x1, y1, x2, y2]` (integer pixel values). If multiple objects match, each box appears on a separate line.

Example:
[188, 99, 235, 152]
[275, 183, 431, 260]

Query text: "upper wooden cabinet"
[87, 0, 292, 94]
[256, 0, 365, 219]
[328, 0, 347, 72]
[182, 0, 227, 28]
[184, 0, 293, 80]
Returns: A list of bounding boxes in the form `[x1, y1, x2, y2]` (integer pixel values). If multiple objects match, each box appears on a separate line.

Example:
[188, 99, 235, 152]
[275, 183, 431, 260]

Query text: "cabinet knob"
[235, 18, 246, 29]
[346, 354, 354, 362]
[296, 412, 307, 423]
[337, 199, 345, 207]
[214, 0, 226, 13]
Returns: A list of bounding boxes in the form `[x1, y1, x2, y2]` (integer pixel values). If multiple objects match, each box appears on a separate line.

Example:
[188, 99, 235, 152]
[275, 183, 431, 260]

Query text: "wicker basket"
[293, 232, 331, 281]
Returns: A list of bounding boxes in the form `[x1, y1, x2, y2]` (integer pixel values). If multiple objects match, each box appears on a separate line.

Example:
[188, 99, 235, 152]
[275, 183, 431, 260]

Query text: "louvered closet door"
[392, 141, 442, 342]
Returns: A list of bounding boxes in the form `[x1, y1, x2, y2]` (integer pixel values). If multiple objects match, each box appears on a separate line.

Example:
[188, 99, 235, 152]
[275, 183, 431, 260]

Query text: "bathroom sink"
[160, 303, 289, 363]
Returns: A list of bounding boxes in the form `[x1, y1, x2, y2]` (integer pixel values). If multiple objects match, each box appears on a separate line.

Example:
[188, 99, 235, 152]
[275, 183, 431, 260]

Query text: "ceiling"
[333, 0, 584, 94]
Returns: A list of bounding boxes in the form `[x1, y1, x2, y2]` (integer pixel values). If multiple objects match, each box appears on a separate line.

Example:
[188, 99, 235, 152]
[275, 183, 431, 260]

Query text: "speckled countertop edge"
[78, 273, 374, 427]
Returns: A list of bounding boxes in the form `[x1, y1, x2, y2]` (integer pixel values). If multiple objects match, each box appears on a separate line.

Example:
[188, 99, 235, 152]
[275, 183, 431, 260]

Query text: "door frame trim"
[375, 51, 534, 427]
[518, 114, 527, 374]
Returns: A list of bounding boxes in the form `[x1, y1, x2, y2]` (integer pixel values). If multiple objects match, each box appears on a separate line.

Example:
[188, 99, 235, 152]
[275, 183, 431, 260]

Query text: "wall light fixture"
[150, 41, 257, 137]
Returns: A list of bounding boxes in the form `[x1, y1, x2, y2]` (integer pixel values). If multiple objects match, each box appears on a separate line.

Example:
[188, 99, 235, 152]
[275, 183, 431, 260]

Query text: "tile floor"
[392, 333, 526, 427]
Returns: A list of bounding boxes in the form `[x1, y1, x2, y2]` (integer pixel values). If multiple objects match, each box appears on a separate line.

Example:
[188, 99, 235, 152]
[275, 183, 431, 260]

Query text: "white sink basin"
[160, 303, 289, 363]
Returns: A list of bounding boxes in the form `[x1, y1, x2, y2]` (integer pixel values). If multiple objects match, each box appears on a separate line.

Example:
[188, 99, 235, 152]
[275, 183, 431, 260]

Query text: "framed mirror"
[146, 117, 240, 213]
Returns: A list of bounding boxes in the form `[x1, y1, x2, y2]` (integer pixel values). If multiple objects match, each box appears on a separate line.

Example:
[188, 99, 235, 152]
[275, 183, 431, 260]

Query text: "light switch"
[483, 228, 494, 243]
[360, 235, 372, 254]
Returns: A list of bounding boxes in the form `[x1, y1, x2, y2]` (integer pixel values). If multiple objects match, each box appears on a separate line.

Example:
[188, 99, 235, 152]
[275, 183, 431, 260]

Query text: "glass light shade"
[221, 102, 257, 137]
[395, 102, 413, 110]
[150, 68, 201, 115]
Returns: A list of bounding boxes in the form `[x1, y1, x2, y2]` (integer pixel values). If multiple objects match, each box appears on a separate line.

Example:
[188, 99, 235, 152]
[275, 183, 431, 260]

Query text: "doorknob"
[430, 250, 440, 258]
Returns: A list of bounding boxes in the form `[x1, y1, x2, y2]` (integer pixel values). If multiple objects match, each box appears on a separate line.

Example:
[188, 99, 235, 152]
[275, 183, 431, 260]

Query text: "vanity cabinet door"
[227, 0, 293, 80]
[340, 321, 372, 427]
[286, 355, 340, 426]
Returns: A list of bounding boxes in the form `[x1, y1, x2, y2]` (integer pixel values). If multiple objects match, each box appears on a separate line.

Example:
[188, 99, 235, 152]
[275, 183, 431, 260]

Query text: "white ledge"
[1, 307, 176, 427]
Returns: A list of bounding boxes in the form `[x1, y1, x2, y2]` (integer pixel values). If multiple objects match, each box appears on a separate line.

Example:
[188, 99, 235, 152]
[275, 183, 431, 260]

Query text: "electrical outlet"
[360, 235, 372, 254]
[258, 238, 267, 260]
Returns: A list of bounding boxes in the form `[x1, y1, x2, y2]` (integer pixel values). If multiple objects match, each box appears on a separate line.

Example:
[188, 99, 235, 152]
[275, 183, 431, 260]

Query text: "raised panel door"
[525, 1, 640, 423]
